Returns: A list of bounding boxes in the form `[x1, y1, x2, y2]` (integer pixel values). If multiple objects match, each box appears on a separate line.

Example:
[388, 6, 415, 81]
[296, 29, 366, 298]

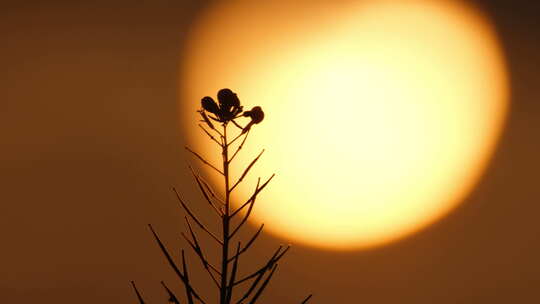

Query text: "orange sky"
[1, 0, 540, 303]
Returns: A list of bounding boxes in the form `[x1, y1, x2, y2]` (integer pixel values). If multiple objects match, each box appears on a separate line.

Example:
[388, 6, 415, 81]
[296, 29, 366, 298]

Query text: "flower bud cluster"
[199, 88, 264, 133]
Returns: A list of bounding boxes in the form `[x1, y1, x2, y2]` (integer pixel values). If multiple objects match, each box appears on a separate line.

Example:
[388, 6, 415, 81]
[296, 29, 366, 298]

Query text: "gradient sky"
[1, 0, 540, 303]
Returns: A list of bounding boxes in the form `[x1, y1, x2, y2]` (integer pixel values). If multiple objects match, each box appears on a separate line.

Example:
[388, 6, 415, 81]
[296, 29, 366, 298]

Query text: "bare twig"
[180, 232, 222, 276]
[231, 174, 275, 218]
[199, 124, 222, 146]
[198, 174, 225, 206]
[172, 187, 223, 245]
[161, 281, 180, 304]
[235, 265, 266, 304]
[230, 178, 261, 238]
[199, 110, 216, 131]
[181, 250, 195, 304]
[247, 264, 278, 304]
[234, 245, 290, 286]
[201, 115, 224, 137]
[231, 119, 244, 131]
[301, 294, 313, 304]
[185, 146, 224, 175]
[230, 149, 265, 192]
[148, 224, 207, 304]
[131, 281, 146, 304]
[228, 224, 264, 263]
[189, 165, 223, 216]
[184, 217, 222, 275]
[226, 242, 241, 304]
[229, 130, 250, 163]
[228, 130, 246, 147]
[181, 217, 221, 288]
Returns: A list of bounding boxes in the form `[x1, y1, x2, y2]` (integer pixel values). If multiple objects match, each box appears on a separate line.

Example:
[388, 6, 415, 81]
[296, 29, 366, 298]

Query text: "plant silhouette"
[132, 89, 312, 304]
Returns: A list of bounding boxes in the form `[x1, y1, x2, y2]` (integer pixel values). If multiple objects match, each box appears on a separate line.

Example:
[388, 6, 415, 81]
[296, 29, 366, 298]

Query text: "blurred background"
[1, 0, 539, 303]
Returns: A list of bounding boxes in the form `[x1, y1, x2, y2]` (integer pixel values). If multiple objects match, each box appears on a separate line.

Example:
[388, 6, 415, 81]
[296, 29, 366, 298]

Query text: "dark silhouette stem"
[230, 149, 265, 192]
[189, 165, 223, 216]
[226, 242, 241, 303]
[130, 281, 146, 304]
[230, 178, 261, 238]
[173, 187, 223, 245]
[148, 224, 207, 304]
[229, 130, 250, 163]
[247, 264, 278, 304]
[234, 246, 289, 286]
[181, 250, 195, 304]
[161, 281, 180, 304]
[231, 174, 275, 218]
[220, 124, 231, 304]
[228, 224, 264, 263]
[198, 124, 222, 146]
[186, 146, 224, 175]
[181, 217, 221, 288]
[301, 294, 313, 304]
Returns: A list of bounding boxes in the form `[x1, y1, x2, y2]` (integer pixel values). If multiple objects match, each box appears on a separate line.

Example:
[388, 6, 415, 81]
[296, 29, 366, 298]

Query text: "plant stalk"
[220, 124, 231, 304]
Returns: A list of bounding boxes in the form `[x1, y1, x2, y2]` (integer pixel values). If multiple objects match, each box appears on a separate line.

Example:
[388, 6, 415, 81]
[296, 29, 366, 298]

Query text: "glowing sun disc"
[180, 0, 509, 250]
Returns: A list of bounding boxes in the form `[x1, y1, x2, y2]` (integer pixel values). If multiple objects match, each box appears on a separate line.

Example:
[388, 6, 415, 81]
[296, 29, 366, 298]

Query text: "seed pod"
[199, 110, 215, 130]
[217, 88, 240, 111]
[201, 96, 220, 115]
[242, 106, 265, 134]
[243, 106, 264, 124]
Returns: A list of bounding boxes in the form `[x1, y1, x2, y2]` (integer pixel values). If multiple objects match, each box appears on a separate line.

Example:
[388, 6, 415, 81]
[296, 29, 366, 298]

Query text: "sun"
[180, 0, 509, 250]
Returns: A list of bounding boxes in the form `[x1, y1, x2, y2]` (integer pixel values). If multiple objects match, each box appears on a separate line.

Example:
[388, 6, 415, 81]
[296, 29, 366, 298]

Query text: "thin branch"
[208, 113, 221, 122]
[172, 187, 223, 245]
[199, 111, 216, 131]
[181, 218, 221, 288]
[226, 242, 242, 304]
[161, 281, 180, 304]
[181, 250, 195, 304]
[230, 178, 261, 238]
[228, 224, 264, 263]
[198, 124, 222, 146]
[230, 149, 265, 192]
[198, 174, 225, 206]
[301, 294, 313, 304]
[247, 264, 278, 304]
[228, 130, 245, 147]
[185, 146, 224, 175]
[229, 130, 250, 163]
[231, 119, 244, 131]
[202, 118, 224, 137]
[184, 217, 222, 275]
[148, 224, 206, 304]
[180, 232, 221, 276]
[234, 245, 289, 286]
[235, 264, 266, 304]
[148, 225, 183, 279]
[231, 174, 275, 218]
[214, 125, 224, 137]
[180, 233, 222, 289]
[130, 281, 146, 304]
[188, 165, 223, 216]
